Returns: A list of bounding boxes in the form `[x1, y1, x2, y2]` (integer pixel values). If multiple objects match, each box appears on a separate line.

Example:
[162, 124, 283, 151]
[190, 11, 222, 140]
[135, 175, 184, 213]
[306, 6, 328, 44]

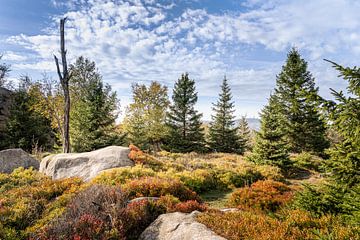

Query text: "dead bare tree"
[54, 18, 71, 153]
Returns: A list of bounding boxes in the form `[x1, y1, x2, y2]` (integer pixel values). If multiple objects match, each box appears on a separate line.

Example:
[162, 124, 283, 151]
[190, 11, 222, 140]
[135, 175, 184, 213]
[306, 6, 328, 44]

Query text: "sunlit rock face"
[40, 146, 133, 181]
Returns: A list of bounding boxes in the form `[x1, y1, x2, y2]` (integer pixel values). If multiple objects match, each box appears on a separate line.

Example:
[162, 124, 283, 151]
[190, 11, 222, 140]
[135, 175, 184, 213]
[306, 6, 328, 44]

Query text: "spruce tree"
[250, 94, 291, 169]
[165, 73, 205, 153]
[208, 77, 242, 153]
[70, 57, 124, 152]
[324, 60, 360, 188]
[238, 116, 252, 152]
[275, 48, 329, 154]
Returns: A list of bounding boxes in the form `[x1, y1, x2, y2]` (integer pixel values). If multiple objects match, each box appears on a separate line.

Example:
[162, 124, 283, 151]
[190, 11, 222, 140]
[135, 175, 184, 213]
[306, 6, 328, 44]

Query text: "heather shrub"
[38, 185, 167, 240]
[128, 144, 164, 170]
[92, 165, 156, 185]
[228, 180, 293, 211]
[122, 199, 166, 240]
[0, 168, 83, 239]
[38, 184, 128, 239]
[123, 177, 200, 201]
[197, 209, 359, 240]
[164, 169, 217, 193]
[171, 200, 207, 213]
[0, 167, 48, 193]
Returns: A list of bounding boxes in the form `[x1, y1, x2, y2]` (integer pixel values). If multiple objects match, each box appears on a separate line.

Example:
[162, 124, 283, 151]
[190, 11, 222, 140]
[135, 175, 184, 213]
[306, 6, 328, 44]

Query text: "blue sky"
[1, 0, 360, 120]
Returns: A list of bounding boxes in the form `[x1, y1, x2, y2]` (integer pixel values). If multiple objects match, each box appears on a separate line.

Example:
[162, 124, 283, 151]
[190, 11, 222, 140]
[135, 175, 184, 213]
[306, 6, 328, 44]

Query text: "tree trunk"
[54, 18, 71, 153]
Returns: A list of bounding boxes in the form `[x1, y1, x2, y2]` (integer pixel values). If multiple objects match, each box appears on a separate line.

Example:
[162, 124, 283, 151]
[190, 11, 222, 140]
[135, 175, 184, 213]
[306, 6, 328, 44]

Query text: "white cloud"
[4, 0, 360, 119]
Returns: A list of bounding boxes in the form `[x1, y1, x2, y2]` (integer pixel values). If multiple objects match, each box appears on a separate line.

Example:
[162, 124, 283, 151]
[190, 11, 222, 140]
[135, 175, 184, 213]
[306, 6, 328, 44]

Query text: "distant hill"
[203, 118, 260, 131]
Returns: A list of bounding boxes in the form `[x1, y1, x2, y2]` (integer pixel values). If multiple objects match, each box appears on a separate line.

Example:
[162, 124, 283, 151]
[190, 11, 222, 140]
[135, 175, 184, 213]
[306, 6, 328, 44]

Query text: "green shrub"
[291, 152, 324, 172]
[92, 165, 156, 185]
[123, 177, 200, 201]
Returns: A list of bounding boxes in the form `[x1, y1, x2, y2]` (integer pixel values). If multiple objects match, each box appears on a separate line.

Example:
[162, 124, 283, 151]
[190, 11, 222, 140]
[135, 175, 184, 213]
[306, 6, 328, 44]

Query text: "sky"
[1, 0, 360, 120]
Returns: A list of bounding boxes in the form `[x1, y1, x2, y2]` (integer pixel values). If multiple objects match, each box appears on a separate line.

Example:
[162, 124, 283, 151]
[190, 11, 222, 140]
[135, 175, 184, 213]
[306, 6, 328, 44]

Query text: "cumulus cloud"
[5, 0, 360, 119]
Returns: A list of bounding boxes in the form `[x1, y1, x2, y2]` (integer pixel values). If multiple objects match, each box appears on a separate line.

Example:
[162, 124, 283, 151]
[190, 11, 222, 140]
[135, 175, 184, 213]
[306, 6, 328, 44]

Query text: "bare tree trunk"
[54, 18, 71, 153]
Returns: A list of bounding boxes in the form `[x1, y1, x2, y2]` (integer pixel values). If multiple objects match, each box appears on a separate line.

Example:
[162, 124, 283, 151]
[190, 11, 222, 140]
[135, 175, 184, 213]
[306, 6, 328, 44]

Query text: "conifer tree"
[275, 48, 328, 154]
[70, 57, 124, 152]
[238, 116, 252, 151]
[165, 73, 205, 152]
[324, 60, 360, 188]
[208, 77, 242, 153]
[250, 94, 291, 169]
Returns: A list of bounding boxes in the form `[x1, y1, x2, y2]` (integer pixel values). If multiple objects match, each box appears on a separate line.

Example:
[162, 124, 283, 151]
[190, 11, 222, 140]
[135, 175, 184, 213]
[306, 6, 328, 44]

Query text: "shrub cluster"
[123, 176, 200, 202]
[197, 209, 359, 240]
[228, 180, 293, 211]
[0, 168, 83, 240]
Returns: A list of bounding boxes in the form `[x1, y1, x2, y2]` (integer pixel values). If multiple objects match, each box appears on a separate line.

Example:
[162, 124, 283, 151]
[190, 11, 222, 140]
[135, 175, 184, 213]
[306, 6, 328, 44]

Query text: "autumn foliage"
[228, 180, 293, 211]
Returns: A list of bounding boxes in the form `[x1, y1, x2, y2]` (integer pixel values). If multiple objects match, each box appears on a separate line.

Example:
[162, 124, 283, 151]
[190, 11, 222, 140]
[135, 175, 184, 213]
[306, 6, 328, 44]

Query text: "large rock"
[139, 211, 226, 240]
[0, 148, 39, 173]
[40, 146, 133, 181]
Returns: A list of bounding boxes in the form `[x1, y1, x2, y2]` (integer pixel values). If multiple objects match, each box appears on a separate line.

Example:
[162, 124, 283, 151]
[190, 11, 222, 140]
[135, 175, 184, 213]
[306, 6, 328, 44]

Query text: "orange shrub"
[171, 200, 207, 213]
[123, 177, 200, 202]
[128, 144, 164, 169]
[228, 180, 293, 211]
[197, 210, 359, 240]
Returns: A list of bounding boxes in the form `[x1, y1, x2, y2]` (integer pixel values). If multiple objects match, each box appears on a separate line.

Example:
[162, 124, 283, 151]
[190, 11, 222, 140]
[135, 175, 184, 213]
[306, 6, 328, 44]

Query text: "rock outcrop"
[0, 148, 39, 173]
[139, 211, 226, 240]
[40, 146, 134, 181]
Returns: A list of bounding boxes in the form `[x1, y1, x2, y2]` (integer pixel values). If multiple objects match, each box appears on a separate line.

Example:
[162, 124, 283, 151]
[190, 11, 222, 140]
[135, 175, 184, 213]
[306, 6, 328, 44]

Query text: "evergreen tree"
[294, 61, 360, 223]
[238, 116, 252, 151]
[275, 48, 328, 154]
[324, 60, 360, 188]
[123, 82, 170, 151]
[165, 73, 205, 152]
[208, 77, 242, 153]
[70, 57, 124, 152]
[250, 94, 291, 169]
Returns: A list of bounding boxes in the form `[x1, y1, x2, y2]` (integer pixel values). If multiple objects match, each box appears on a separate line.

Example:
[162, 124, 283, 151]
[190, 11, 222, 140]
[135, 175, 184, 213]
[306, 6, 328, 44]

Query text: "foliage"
[228, 180, 293, 211]
[37, 185, 127, 239]
[165, 73, 206, 153]
[197, 209, 359, 240]
[208, 77, 243, 154]
[291, 152, 324, 172]
[324, 60, 360, 188]
[275, 48, 329, 154]
[1, 76, 56, 152]
[0, 54, 10, 87]
[123, 81, 170, 151]
[70, 56, 124, 152]
[0, 168, 83, 239]
[123, 176, 200, 201]
[250, 95, 291, 169]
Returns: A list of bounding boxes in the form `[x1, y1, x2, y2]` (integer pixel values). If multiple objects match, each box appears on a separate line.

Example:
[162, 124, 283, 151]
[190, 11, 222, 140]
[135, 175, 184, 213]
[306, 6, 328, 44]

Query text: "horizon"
[1, 0, 360, 120]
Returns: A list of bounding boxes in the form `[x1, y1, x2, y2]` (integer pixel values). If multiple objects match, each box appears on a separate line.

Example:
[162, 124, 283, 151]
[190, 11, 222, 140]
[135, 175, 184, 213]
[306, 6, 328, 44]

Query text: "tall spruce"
[275, 48, 328, 154]
[165, 73, 205, 152]
[208, 77, 243, 153]
[250, 94, 291, 169]
[238, 116, 252, 152]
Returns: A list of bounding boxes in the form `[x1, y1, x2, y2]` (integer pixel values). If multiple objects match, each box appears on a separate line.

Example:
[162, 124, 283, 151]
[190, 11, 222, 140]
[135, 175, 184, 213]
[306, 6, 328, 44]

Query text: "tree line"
[0, 48, 344, 161]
